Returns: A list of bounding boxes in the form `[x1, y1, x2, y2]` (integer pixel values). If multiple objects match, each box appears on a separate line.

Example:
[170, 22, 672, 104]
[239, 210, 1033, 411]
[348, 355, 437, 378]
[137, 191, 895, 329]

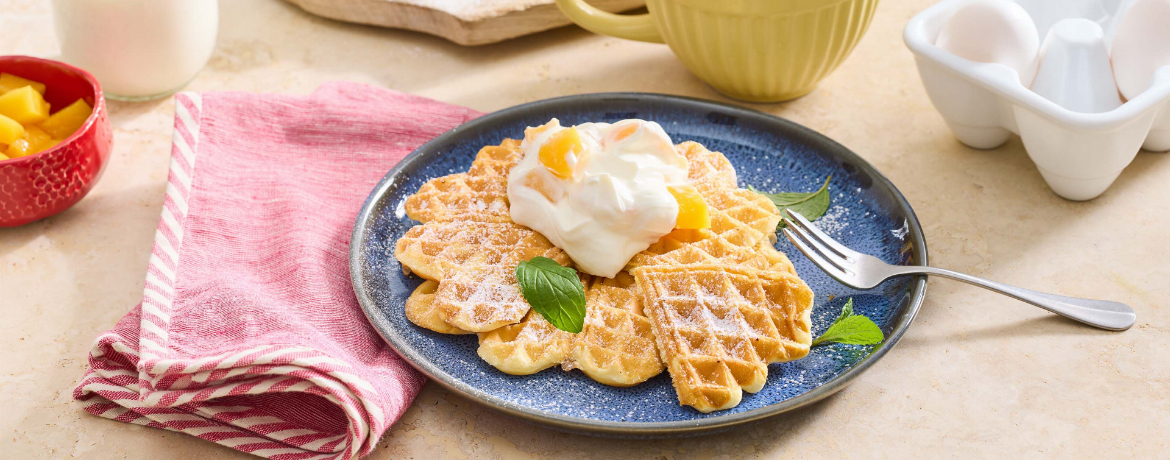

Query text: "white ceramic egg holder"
[904, 0, 1170, 201]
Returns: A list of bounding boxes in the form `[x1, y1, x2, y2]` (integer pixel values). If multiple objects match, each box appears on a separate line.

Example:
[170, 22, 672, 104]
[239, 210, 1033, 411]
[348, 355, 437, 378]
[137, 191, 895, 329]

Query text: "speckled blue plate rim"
[349, 92, 928, 437]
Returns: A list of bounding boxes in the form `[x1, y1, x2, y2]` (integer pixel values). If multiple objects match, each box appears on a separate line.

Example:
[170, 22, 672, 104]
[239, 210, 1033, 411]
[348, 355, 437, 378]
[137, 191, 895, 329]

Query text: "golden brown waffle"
[639, 229, 709, 259]
[395, 221, 567, 281]
[434, 265, 535, 332]
[628, 227, 796, 281]
[626, 228, 711, 269]
[467, 139, 523, 178]
[629, 229, 777, 272]
[394, 221, 571, 331]
[478, 310, 576, 375]
[633, 264, 814, 413]
[562, 276, 664, 387]
[403, 173, 510, 223]
[627, 182, 780, 269]
[703, 187, 781, 248]
[757, 242, 797, 275]
[403, 139, 521, 224]
[404, 280, 472, 335]
[677, 141, 737, 191]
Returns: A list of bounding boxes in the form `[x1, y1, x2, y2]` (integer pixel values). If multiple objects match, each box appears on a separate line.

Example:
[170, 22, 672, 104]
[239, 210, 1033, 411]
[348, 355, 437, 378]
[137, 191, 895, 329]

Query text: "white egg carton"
[904, 0, 1170, 200]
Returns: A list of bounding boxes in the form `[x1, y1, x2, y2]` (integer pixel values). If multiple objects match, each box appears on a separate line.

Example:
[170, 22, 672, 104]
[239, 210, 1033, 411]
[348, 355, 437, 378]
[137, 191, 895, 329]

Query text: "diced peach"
[0, 113, 24, 144]
[538, 127, 584, 179]
[6, 126, 53, 158]
[40, 99, 92, 139]
[667, 184, 711, 229]
[609, 122, 639, 143]
[0, 151, 8, 161]
[0, 86, 49, 125]
[0, 73, 46, 95]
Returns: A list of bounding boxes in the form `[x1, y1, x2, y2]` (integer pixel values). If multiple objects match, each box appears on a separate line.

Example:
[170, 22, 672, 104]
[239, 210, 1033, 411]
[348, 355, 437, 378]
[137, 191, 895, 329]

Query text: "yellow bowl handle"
[555, 0, 664, 43]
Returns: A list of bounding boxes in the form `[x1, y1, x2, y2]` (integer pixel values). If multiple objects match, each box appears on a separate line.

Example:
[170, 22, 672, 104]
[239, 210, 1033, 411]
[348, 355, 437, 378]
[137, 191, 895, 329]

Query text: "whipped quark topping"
[507, 119, 689, 278]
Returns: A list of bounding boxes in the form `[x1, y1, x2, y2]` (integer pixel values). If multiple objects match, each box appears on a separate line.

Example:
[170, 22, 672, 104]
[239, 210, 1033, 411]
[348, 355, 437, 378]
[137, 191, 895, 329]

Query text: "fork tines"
[781, 209, 855, 283]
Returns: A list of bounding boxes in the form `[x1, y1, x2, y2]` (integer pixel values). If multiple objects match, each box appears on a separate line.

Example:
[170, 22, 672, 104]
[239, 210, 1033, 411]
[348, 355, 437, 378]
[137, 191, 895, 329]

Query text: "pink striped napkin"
[73, 82, 482, 459]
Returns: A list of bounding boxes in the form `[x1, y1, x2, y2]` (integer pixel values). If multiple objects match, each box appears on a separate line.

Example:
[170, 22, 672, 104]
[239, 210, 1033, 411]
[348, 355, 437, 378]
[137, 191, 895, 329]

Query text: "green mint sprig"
[514, 256, 586, 333]
[749, 176, 831, 227]
[812, 298, 884, 346]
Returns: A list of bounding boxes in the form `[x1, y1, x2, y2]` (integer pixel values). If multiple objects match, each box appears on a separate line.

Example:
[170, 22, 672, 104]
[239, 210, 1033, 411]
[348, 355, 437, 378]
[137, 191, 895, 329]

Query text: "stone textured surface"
[2, 0, 1167, 458]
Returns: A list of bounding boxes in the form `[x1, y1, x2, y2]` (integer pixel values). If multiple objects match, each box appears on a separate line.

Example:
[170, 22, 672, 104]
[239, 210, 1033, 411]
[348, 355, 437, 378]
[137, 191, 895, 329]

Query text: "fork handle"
[889, 266, 1136, 331]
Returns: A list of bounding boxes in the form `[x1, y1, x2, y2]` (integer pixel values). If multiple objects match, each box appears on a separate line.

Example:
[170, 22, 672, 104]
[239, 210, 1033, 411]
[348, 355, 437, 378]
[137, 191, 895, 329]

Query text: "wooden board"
[283, 0, 646, 46]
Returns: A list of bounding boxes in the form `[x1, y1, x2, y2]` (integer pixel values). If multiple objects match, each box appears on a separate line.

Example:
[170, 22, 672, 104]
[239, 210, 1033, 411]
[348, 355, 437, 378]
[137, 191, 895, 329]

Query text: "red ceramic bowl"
[0, 56, 112, 227]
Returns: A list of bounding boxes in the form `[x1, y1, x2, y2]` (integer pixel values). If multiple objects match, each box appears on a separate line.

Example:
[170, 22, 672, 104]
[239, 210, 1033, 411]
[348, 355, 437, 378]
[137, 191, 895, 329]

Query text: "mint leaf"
[749, 176, 831, 227]
[514, 257, 586, 333]
[829, 297, 854, 328]
[812, 298, 884, 346]
[813, 316, 884, 345]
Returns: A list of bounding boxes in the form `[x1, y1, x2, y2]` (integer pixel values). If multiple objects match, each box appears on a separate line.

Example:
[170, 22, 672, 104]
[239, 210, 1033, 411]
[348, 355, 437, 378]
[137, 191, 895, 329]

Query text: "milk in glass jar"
[51, 0, 219, 101]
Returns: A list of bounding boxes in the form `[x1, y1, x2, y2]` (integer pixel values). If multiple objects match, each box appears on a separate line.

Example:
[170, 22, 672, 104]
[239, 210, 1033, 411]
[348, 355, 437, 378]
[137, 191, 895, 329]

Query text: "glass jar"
[51, 0, 219, 101]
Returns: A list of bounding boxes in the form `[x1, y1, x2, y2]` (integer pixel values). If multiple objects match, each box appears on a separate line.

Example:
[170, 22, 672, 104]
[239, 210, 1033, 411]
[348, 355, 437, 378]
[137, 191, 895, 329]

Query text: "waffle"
[478, 310, 576, 375]
[629, 229, 776, 272]
[562, 275, 664, 386]
[677, 141, 737, 191]
[636, 228, 709, 260]
[405, 280, 472, 335]
[627, 184, 780, 271]
[468, 139, 523, 178]
[633, 264, 814, 413]
[404, 173, 510, 223]
[757, 242, 797, 275]
[702, 187, 781, 248]
[394, 221, 571, 331]
[404, 139, 521, 224]
[395, 221, 566, 281]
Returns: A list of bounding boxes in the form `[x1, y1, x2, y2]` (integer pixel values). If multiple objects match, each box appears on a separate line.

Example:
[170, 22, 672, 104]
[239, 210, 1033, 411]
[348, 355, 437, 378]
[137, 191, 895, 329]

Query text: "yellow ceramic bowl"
[558, 0, 880, 102]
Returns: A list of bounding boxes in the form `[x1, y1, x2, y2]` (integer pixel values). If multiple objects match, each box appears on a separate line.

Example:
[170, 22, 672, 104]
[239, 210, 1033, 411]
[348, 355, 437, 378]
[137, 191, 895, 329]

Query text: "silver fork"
[780, 210, 1136, 331]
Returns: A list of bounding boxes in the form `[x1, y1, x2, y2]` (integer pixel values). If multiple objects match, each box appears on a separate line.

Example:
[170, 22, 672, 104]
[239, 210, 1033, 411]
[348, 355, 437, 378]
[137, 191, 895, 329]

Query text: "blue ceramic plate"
[350, 93, 927, 436]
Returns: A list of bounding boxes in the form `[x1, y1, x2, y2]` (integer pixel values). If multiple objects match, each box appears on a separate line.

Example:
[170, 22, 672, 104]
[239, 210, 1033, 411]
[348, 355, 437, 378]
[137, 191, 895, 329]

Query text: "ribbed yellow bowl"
[648, 0, 879, 102]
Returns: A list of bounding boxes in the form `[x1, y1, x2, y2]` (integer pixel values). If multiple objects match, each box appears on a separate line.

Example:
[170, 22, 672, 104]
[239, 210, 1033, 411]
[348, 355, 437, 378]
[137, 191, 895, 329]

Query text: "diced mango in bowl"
[41, 99, 92, 139]
[0, 73, 46, 95]
[7, 126, 57, 158]
[0, 86, 50, 124]
[0, 113, 24, 144]
[0, 72, 93, 161]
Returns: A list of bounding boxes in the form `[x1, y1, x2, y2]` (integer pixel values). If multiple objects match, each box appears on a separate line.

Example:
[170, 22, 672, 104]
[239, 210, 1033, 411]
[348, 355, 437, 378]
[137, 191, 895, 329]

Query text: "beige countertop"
[2, 0, 1167, 458]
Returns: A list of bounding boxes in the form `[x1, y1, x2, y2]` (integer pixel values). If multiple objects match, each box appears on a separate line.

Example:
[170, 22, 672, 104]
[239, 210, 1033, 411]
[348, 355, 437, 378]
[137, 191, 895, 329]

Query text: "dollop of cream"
[507, 119, 688, 278]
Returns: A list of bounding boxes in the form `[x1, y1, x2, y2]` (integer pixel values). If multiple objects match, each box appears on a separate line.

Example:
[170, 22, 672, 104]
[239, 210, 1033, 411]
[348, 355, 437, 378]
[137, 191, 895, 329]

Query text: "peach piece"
[667, 184, 711, 229]
[538, 127, 584, 179]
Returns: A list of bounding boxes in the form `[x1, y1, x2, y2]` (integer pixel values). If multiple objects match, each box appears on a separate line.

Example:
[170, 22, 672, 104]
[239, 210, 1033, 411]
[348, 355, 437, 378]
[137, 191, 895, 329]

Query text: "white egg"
[1014, 0, 1113, 41]
[1111, 0, 1170, 100]
[936, 0, 1041, 85]
[1031, 18, 1122, 113]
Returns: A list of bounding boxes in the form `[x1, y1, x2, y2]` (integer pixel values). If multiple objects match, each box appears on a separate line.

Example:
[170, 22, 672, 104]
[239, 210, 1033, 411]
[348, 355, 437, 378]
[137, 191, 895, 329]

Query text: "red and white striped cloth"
[73, 82, 482, 459]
